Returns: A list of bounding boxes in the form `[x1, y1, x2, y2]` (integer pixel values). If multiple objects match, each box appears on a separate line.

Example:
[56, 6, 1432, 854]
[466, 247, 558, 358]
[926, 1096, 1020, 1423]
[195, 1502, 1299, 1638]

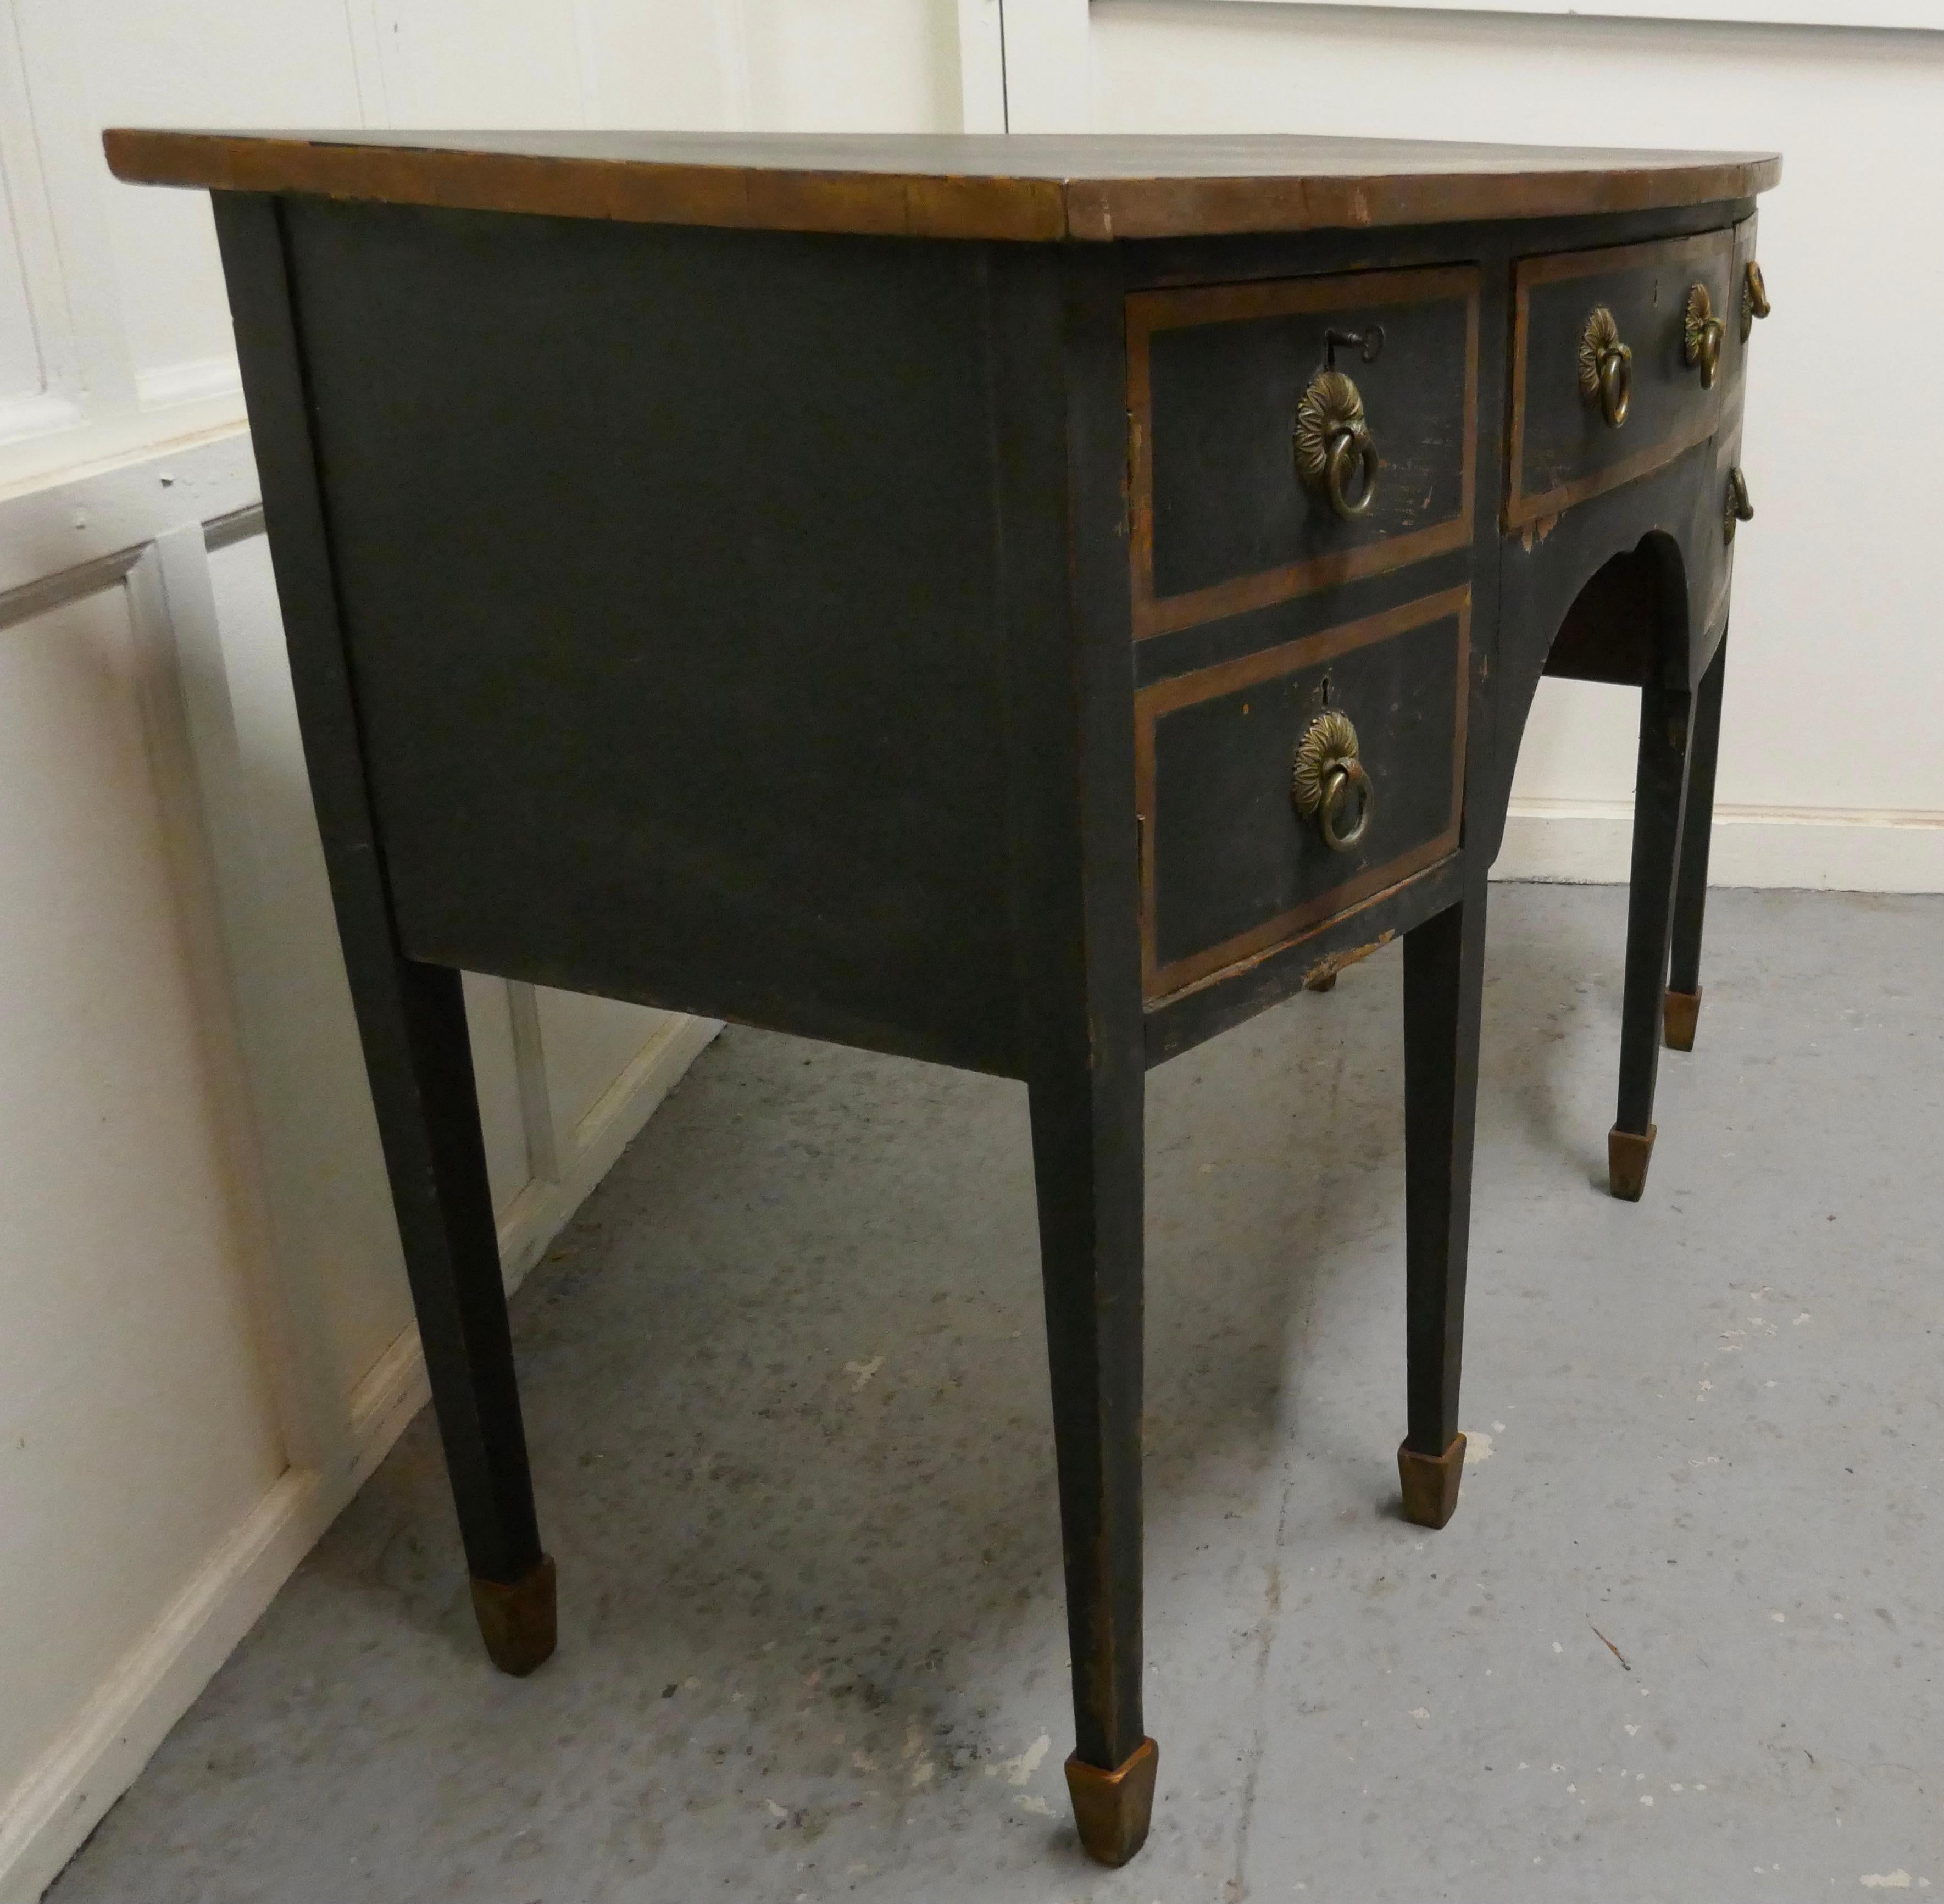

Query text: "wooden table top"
[104, 129, 1780, 244]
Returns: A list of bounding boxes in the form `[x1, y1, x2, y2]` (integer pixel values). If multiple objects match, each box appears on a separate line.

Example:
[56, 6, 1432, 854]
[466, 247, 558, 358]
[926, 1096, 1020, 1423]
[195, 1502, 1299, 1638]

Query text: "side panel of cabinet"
[281, 201, 1021, 1074]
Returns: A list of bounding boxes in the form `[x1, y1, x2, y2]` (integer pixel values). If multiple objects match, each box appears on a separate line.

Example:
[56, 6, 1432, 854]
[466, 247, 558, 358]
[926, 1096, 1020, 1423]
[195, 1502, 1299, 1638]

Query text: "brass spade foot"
[1663, 987, 1701, 1052]
[1608, 1124, 1657, 1202]
[469, 1554, 557, 1677]
[1398, 1433, 1465, 1530]
[1065, 1737, 1159, 1867]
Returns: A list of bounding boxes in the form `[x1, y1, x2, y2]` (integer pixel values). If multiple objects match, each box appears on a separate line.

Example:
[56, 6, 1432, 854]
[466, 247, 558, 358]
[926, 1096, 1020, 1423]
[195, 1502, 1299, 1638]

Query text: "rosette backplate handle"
[1685, 283, 1726, 388]
[1292, 708, 1373, 854]
[1295, 369, 1380, 521]
[1741, 260, 1770, 341]
[1578, 307, 1632, 429]
[1724, 465, 1753, 543]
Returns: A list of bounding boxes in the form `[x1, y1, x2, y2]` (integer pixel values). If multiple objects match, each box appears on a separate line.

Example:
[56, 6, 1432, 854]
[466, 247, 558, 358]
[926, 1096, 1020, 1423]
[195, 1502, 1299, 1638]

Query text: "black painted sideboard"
[108, 129, 1779, 1867]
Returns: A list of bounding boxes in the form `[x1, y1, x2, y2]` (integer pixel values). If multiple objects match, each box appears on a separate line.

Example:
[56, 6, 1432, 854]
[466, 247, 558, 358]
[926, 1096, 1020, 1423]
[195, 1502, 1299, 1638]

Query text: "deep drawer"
[1136, 586, 1469, 1001]
[1128, 268, 1479, 640]
[1508, 229, 1735, 528]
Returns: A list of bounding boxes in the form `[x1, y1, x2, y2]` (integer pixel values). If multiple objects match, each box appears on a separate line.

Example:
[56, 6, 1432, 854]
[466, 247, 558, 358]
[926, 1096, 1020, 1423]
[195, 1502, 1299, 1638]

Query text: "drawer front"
[1509, 229, 1734, 527]
[1136, 586, 1469, 1000]
[1129, 268, 1479, 640]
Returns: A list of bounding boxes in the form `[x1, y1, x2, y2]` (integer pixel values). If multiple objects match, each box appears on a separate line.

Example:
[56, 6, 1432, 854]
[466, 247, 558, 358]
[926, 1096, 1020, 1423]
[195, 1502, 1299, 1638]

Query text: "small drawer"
[1128, 268, 1479, 640]
[1136, 586, 1469, 1001]
[1508, 229, 1735, 528]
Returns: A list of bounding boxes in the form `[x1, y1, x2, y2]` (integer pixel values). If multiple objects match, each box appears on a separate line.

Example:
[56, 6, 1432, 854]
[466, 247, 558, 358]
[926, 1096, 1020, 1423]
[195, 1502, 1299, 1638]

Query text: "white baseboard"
[1494, 800, 1944, 892]
[0, 1012, 718, 1904]
[342, 1323, 433, 1495]
[0, 1470, 323, 1904]
[135, 357, 243, 413]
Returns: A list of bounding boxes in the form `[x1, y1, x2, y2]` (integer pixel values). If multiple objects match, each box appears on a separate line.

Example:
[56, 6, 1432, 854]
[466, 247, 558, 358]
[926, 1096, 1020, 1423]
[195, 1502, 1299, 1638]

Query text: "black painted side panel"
[282, 201, 1018, 1072]
[1148, 280, 1471, 602]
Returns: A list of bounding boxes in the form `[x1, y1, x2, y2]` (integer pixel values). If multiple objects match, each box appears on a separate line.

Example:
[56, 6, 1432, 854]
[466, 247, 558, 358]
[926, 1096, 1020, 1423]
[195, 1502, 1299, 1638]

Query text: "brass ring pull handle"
[1724, 465, 1754, 543]
[1318, 757, 1373, 852]
[1292, 709, 1373, 854]
[1741, 260, 1770, 341]
[1295, 369, 1381, 522]
[1597, 349, 1632, 429]
[1684, 284, 1726, 388]
[1578, 307, 1632, 429]
[1323, 428, 1381, 519]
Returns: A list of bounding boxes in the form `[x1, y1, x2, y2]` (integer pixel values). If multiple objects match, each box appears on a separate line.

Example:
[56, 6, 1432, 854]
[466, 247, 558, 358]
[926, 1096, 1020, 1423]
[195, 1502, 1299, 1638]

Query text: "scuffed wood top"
[103, 129, 1780, 243]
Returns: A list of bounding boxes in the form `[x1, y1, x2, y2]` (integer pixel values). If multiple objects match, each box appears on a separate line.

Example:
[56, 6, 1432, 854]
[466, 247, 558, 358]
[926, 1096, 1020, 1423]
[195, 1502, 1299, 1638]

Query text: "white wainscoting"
[1, 7, 970, 1896]
[0, 427, 718, 1904]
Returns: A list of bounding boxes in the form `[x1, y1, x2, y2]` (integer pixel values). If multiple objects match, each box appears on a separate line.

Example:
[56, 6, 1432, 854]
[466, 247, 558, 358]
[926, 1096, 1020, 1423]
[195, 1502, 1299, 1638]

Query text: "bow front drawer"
[1136, 587, 1470, 1001]
[1129, 268, 1479, 640]
[1509, 229, 1735, 528]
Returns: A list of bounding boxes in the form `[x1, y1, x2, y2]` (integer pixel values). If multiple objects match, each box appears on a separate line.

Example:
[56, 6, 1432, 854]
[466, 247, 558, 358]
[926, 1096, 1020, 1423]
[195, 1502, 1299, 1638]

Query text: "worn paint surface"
[1302, 930, 1395, 991]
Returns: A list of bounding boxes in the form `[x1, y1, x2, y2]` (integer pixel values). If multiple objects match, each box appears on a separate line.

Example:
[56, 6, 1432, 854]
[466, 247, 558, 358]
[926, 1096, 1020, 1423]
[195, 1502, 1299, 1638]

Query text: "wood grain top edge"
[103, 130, 1781, 243]
[103, 131, 1072, 242]
[1067, 159, 1779, 240]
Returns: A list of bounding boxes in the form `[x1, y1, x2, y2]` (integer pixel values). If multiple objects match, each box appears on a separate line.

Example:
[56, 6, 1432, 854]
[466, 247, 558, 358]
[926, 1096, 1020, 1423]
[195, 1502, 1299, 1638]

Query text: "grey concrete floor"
[49, 885, 1944, 1903]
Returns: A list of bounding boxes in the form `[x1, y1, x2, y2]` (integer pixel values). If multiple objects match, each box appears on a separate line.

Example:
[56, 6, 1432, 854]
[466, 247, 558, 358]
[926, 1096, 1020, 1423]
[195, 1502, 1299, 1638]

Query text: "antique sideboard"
[106, 129, 1779, 1867]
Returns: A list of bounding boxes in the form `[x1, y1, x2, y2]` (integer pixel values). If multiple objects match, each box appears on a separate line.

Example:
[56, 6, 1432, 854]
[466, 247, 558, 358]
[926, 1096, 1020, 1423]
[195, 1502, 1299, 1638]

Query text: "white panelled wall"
[0, 2, 1932, 1898]
[0, 4, 962, 1899]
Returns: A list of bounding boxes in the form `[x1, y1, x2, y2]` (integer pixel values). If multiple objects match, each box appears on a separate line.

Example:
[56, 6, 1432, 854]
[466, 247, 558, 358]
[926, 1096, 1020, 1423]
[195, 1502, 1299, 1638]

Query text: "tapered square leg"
[214, 196, 552, 1674]
[1665, 632, 1727, 1052]
[1613, 676, 1693, 1195]
[372, 962, 553, 1672]
[1065, 1737, 1159, 1866]
[1029, 1058, 1149, 1861]
[997, 253, 1158, 1865]
[1399, 880, 1487, 1528]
